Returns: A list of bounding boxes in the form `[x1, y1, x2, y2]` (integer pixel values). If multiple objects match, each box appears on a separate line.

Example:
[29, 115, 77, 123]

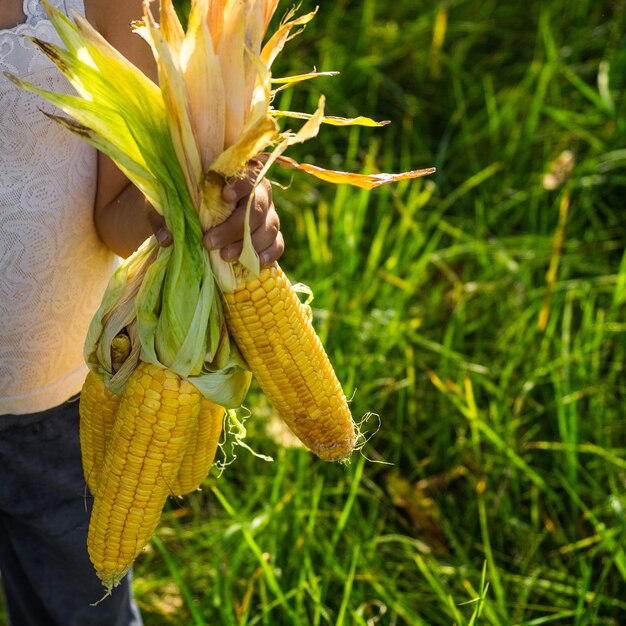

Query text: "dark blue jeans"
[0, 397, 142, 626]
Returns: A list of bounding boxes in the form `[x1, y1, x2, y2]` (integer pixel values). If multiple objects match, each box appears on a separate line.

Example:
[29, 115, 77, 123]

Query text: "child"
[0, 0, 283, 623]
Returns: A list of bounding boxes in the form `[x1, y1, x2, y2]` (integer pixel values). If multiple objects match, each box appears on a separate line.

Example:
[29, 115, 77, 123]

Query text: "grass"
[2, 0, 625, 624]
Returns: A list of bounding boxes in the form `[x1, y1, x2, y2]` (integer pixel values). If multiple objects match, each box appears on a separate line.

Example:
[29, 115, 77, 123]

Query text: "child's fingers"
[258, 231, 285, 267]
[146, 206, 172, 247]
[204, 187, 275, 250]
[219, 218, 283, 263]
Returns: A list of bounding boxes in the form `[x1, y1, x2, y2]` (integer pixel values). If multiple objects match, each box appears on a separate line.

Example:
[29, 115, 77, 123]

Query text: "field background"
[136, 1, 626, 623]
[3, 0, 625, 624]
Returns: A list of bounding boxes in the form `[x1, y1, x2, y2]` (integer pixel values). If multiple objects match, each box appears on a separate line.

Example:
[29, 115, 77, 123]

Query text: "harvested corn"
[88, 361, 202, 588]
[11, 0, 434, 591]
[79, 370, 121, 495]
[170, 397, 224, 496]
[223, 264, 355, 460]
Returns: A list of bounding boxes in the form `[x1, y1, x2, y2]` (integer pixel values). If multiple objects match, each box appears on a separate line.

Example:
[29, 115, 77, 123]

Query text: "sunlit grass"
[130, 2, 625, 623]
[132, 1, 625, 624]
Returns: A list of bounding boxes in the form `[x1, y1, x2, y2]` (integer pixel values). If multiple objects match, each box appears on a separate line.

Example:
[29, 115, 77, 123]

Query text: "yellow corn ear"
[79, 371, 121, 495]
[222, 263, 355, 461]
[170, 398, 224, 496]
[79, 333, 131, 494]
[87, 360, 202, 589]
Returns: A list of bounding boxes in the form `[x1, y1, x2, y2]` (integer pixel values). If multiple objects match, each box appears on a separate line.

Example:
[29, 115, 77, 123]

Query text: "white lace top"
[0, 0, 117, 415]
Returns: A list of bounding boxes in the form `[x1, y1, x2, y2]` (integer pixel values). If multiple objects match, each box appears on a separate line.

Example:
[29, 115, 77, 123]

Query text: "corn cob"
[79, 371, 120, 495]
[79, 360, 221, 499]
[170, 397, 224, 496]
[88, 360, 202, 589]
[222, 263, 355, 461]
[79, 332, 132, 494]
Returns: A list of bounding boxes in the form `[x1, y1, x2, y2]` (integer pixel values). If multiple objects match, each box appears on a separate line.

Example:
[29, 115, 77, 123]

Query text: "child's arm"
[85, 0, 282, 261]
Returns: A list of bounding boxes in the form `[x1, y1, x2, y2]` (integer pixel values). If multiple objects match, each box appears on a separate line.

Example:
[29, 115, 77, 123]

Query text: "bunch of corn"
[10, 0, 434, 591]
[75, 236, 227, 588]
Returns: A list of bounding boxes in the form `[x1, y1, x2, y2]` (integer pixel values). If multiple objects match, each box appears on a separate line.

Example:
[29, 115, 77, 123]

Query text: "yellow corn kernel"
[222, 263, 355, 461]
[87, 361, 202, 590]
[170, 398, 224, 496]
[79, 371, 121, 495]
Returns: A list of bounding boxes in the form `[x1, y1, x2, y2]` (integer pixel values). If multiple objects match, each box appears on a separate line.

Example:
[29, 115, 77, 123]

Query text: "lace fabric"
[23, 0, 55, 24]
[0, 0, 117, 415]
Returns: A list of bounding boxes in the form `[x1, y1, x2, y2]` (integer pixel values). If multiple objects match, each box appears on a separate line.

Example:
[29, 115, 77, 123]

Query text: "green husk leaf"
[157, 242, 213, 376]
[190, 366, 252, 409]
[5, 67, 142, 163]
[137, 9, 203, 207]
[44, 112, 162, 211]
[135, 247, 172, 368]
[40, 0, 92, 57]
[84, 238, 159, 386]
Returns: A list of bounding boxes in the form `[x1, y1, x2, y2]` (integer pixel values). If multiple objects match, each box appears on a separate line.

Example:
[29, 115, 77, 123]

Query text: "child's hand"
[204, 175, 283, 267]
[147, 169, 283, 268]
